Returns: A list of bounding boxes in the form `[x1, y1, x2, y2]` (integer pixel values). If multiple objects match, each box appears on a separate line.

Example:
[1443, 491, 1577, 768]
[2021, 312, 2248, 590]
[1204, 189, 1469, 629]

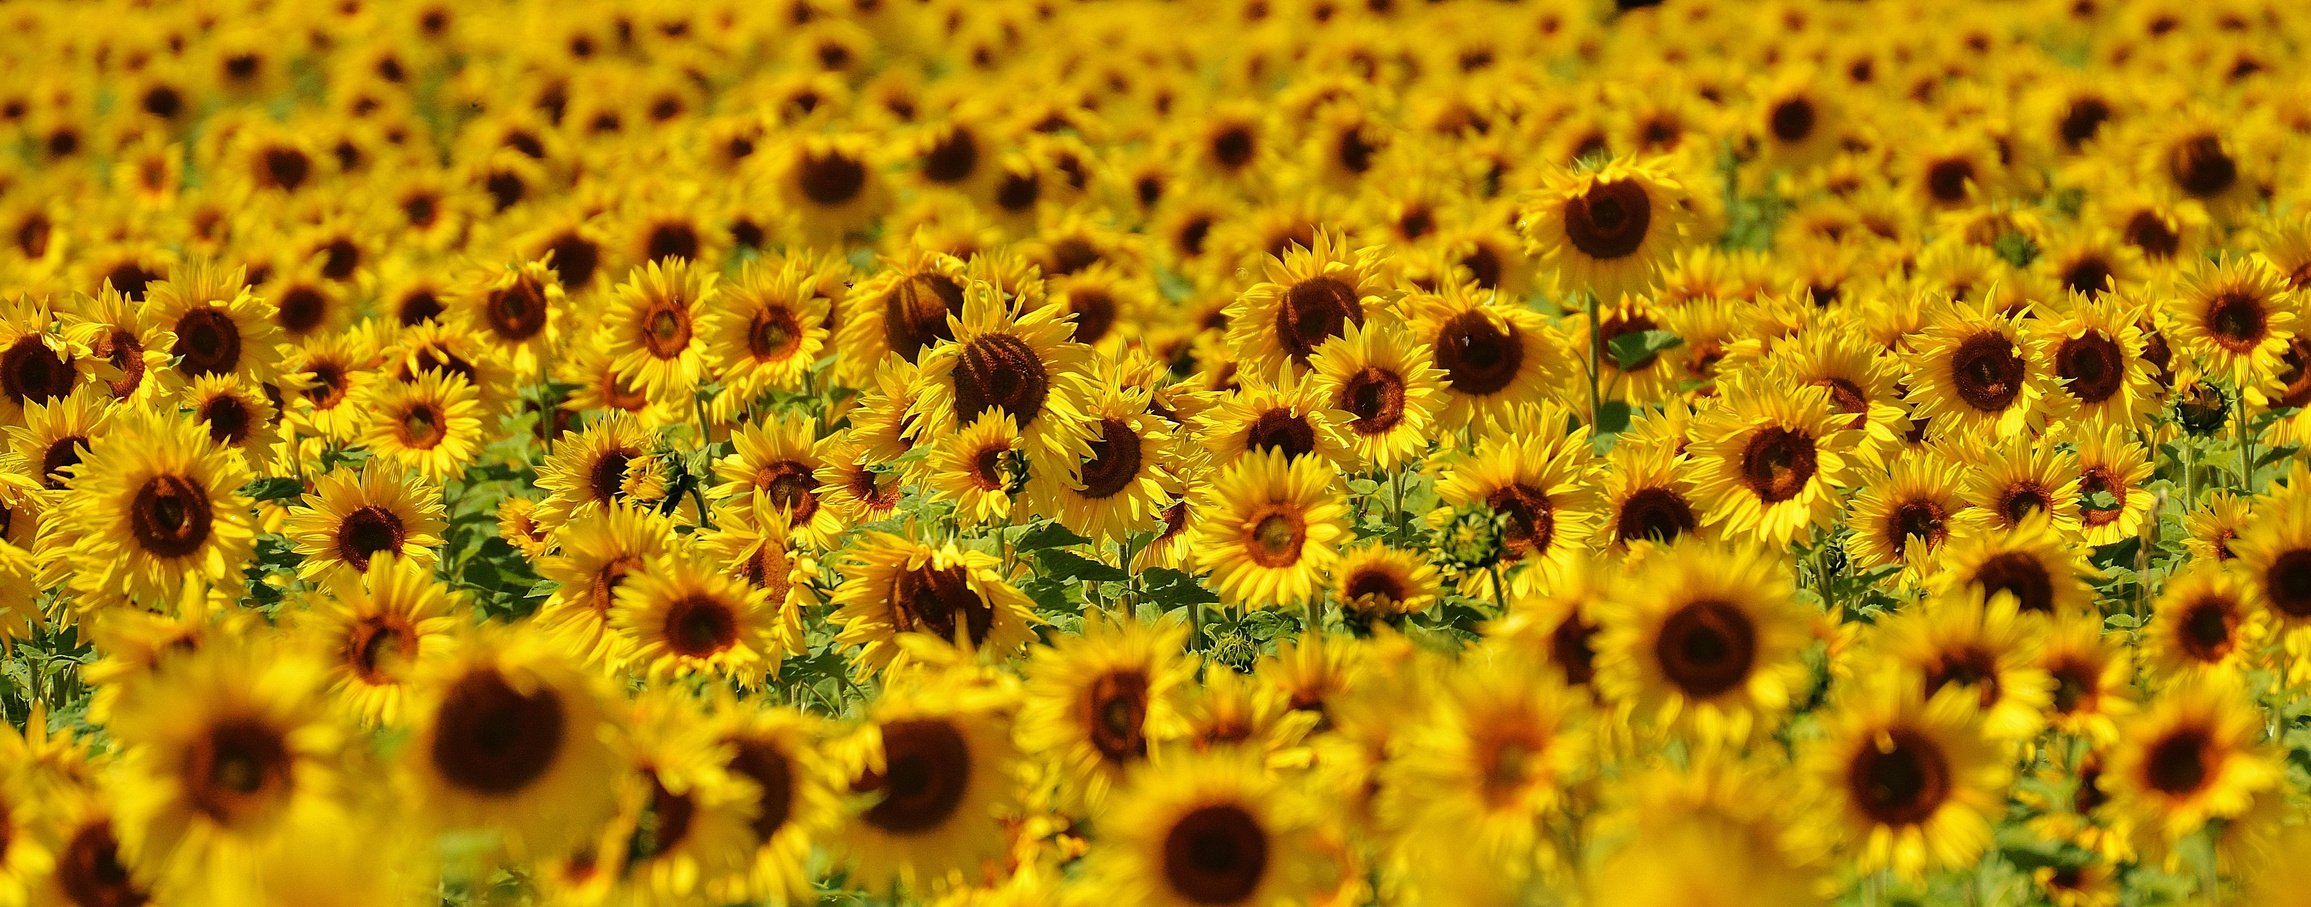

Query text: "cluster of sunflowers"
[4, 0, 2311, 904]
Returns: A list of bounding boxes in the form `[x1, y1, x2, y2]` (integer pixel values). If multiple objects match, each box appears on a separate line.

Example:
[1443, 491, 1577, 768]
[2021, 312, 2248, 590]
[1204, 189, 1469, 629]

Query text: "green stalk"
[2237, 388, 2256, 492]
[1584, 291, 1604, 429]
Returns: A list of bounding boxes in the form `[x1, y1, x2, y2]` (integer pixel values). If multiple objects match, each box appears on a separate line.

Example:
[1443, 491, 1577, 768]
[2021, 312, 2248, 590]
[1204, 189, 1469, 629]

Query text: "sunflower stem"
[1186, 600, 1204, 653]
[690, 395, 718, 531]
[2236, 386, 2255, 492]
[1488, 561, 1508, 612]
[1583, 290, 1604, 430]
[1303, 594, 1323, 641]
[1390, 467, 1409, 545]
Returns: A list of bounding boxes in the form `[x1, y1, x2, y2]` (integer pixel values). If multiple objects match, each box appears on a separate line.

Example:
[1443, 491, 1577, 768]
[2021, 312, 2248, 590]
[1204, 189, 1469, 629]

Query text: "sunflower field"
[6, 0, 2311, 904]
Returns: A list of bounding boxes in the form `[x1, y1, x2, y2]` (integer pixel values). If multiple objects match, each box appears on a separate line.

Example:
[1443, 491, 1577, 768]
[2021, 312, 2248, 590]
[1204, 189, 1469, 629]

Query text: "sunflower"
[913, 281, 1091, 462]
[813, 431, 907, 528]
[36, 795, 158, 907]
[294, 556, 461, 727]
[402, 626, 620, 862]
[1596, 540, 1817, 746]
[1598, 442, 1708, 552]
[699, 253, 838, 419]
[180, 373, 279, 467]
[2169, 255, 2300, 396]
[8, 384, 109, 491]
[1805, 675, 2012, 881]
[1221, 228, 1390, 377]
[2066, 425, 2153, 547]
[1587, 757, 1826, 907]
[602, 258, 717, 407]
[1377, 651, 1587, 897]
[354, 369, 484, 482]
[1032, 384, 1185, 544]
[612, 551, 787, 687]
[830, 532, 1039, 674]
[1764, 318, 1908, 469]
[2105, 676, 2283, 859]
[714, 415, 843, 544]
[2144, 561, 2266, 683]
[60, 283, 172, 405]
[1191, 450, 1350, 609]
[1519, 155, 1692, 299]
[1305, 317, 1447, 471]
[449, 258, 563, 378]
[1329, 541, 1440, 624]
[593, 692, 762, 907]
[1019, 615, 1195, 812]
[2030, 292, 2156, 428]
[106, 637, 343, 897]
[1687, 379, 1858, 548]
[1194, 369, 1356, 472]
[532, 504, 675, 672]
[145, 260, 285, 389]
[834, 250, 974, 378]
[707, 701, 841, 907]
[1875, 584, 2058, 742]
[2035, 613, 2137, 746]
[0, 295, 85, 423]
[2183, 490, 2253, 563]
[1960, 430, 2083, 536]
[1904, 294, 2067, 440]
[280, 326, 379, 445]
[2232, 499, 2311, 645]
[767, 133, 889, 246]
[1941, 517, 2098, 623]
[40, 406, 253, 611]
[927, 410, 1023, 529]
[1847, 453, 1986, 580]
[837, 677, 1020, 894]
[1091, 751, 1325, 907]
[537, 410, 659, 531]
[283, 461, 445, 585]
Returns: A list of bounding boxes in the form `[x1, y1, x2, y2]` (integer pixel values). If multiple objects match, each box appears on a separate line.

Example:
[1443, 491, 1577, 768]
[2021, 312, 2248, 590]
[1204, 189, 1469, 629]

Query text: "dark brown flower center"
[1342, 566, 1409, 612]
[856, 718, 973, 834]
[2055, 331, 2124, 404]
[1769, 98, 1817, 143]
[2263, 549, 2311, 618]
[1997, 481, 2054, 526]
[1272, 276, 1364, 363]
[1078, 418, 1144, 500]
[2178, 596, 2239, 662]
[2168, 135, 2237, 199]
[1655, 599, 1757, 699]
[664, 594, 740, 658]
[173, 308, 244, 378]
[1243, 408, 1318, 460]
[2203, 292, 2267, 353]
[2123, 212, 2180, 260]
[1615, 486, 1697, 546]
[747, 304, 802, 361]
[882, 272, 965, 363]
[1949, 331, 2024, 412]
[753, 460, 821, 523]
[1487, 482, 1556, 559]
[798, 150, 867, 206]
[1083, 670, 1151, 763]
[892, 564, 994, 645]
[1847, 728, 1950, 826]
[1924, 159, 1975, 204]
[2062, 256, 2115, 297]
[643, 223, 700, 264]
[131, 473, 213, 559]
[1889, 499, 1948, 558]
[639, 297, 693, 359]
[2143, 728, 2214, 796]
[57, 820, 147, 907]
[1246, 509, 1307, 568]
[337, 505, 406, 572]
[396, 400, 448, 449]
[1737, 427, 1818, 504]
[726, 736, 796, 841]
[922, 128, 978, 184]
[1972, 551, 2055, 614]
[429, 668, 567, 796]
[183, 718, 293, 823]
[40, 434, 85, 489]
[1551, 613, 1599, 687]
[344, 615, 415, 684]
[1162, 804, 1269, 905]
[1563, 178, 1654, 260]
[952, 334, 1051, 426]
[1432, 310, 1524, 397]
[0, 335, 73, 405]
[198, 393, 254, 446]
[2058, 97, 2110, 149]
[487, 274, 550, 342]
[1924, 644, 2003, 710]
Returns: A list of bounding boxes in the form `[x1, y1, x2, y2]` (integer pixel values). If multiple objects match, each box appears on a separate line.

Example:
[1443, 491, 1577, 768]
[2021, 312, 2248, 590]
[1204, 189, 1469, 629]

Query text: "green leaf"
[1143, 568, 1219, 608]
[242, 476, 306, 502]
[2081, 488, 2120, 511]
[1593, 400, 1634, 436]
[1034, 549, 1128, 583]
[2104, 613, 2139, 629]
[1607, 329, 1682, 370]
[1015, 521, 1093, 551]
[1346, 478, 1381, 496]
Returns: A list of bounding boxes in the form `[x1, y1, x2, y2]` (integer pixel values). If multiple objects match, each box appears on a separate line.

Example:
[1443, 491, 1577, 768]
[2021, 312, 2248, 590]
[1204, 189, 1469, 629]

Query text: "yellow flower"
[1596, 540, 1817, 746]
[1805, 675, 2013, 882]
[1191, 450, 1350, 608]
